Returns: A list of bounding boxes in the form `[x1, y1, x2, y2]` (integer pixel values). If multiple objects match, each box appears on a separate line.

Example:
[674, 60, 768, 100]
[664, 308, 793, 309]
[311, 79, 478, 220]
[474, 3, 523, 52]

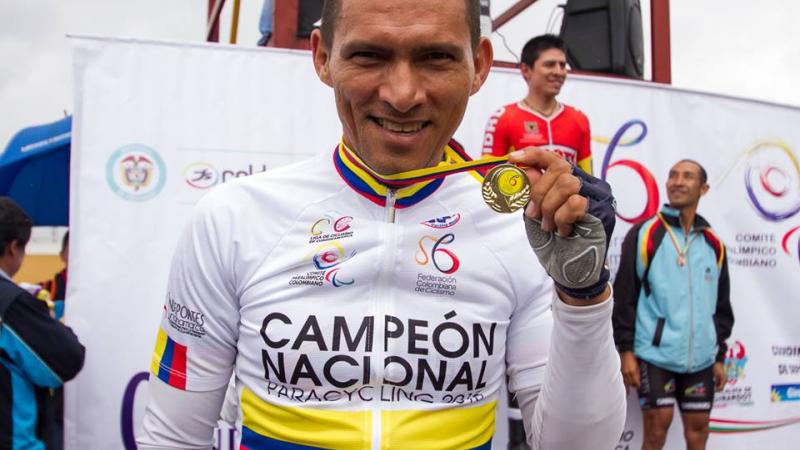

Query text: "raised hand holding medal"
[507, 147, 617, 303]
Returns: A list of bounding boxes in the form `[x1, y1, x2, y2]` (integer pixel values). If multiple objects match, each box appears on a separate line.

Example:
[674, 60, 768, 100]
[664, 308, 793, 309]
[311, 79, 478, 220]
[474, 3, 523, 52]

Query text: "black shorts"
[637, 359, 714, 412]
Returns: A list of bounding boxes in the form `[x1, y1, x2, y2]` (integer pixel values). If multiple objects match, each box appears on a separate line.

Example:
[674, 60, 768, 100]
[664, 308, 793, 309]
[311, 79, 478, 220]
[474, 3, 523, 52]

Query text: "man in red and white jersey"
[482, 34, 593, 174]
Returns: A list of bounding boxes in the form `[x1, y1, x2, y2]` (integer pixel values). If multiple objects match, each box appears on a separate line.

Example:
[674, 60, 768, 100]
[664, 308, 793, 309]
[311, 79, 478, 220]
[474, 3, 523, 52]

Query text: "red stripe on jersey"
[168, 340, 188, 390]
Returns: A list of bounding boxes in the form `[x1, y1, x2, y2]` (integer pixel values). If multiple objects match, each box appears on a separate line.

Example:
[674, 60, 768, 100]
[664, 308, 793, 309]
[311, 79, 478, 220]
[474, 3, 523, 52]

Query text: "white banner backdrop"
[68, 36, 800, 449]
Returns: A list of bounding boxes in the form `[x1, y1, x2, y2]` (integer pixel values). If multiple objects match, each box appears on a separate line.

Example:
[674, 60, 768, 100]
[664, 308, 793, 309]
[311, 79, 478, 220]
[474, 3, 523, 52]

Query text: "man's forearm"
[526, 294, 626, 449]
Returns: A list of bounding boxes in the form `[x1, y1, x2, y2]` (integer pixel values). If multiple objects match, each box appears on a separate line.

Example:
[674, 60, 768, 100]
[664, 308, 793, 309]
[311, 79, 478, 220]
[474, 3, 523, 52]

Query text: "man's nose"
[379, 61, 425, 113]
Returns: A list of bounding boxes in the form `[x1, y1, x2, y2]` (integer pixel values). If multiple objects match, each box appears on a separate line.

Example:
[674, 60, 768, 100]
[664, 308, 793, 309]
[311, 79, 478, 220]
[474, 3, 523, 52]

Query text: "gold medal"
[482, 164, 531, 213]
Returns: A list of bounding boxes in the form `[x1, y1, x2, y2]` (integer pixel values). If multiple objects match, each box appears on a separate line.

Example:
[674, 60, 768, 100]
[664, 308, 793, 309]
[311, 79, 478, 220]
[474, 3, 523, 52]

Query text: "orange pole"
[229, 0, 241, 44]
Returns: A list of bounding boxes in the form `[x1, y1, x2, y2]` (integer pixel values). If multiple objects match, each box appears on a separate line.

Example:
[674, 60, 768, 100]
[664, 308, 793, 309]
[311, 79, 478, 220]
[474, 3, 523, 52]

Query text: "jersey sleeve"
[149, 192, 241, 393]
[519, 298, 626, 449]
[612, 224, 644, 352]
[482, 106, 512, 157]
[138, 375, 228, 449]
[575, 110, 593, 175]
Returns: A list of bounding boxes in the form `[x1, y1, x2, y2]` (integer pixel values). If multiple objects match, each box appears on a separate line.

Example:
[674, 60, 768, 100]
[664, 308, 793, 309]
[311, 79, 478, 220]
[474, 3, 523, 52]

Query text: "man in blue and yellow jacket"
[613, 160, 734, 450]
[0, 198, 85, 449]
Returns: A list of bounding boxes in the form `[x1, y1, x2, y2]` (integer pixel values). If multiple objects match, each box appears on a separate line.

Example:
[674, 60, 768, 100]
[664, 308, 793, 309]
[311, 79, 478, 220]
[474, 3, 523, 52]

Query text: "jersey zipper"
[685, 225, 694, 372]
[372, 188, 398, 450]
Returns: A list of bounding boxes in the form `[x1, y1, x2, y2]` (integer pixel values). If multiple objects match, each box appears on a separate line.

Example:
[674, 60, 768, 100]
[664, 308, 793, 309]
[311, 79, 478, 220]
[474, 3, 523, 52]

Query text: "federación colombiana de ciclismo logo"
[106, 144, 166, 201]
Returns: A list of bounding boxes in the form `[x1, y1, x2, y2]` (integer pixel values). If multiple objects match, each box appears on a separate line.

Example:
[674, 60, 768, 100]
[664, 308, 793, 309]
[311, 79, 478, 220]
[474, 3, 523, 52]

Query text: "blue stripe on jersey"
[0, 324, 61, 388]
[241, 427, 325, 450]
[471, 439, 492, 450]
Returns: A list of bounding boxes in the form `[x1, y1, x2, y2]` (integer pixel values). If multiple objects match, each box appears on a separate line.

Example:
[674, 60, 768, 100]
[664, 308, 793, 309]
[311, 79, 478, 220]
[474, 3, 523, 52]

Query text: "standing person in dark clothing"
[0, 198, 85, 449]
[39, 231, 68, 321]
[613, 160, 734, 450]
[35, 229, 70, 449]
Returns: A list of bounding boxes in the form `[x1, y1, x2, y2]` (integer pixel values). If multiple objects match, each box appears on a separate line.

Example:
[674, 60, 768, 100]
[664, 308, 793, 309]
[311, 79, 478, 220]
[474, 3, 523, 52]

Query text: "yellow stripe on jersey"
[150, 327, 168, 375]
[381, 400, 497, 450]
[241, 387, 372, 449]
[577, 156, 593, 175]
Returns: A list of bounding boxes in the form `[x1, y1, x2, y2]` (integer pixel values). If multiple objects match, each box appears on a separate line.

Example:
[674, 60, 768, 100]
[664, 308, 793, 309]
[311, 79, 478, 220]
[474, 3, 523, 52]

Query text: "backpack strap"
[639, 217, 667, 297]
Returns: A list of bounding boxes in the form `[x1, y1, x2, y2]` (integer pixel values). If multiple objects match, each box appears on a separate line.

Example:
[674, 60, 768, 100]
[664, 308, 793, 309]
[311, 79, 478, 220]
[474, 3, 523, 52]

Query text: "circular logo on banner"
[106, 144, 167, 201]
[183, 162, 220, 189]
[742, 141, 800, 222]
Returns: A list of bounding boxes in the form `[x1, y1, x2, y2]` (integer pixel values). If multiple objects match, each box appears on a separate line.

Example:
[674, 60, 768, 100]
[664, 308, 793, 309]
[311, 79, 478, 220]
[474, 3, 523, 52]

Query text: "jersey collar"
[517, 101, 564, 121]
[659, 204, 711, 231]
[333, 139, 475, 208]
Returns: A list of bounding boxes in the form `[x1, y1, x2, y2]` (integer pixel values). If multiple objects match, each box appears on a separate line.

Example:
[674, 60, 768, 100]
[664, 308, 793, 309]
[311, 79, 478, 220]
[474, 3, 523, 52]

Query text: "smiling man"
[138, 1, 625, 449]
[613, 160, 734, 450]
[482, 35, 593, 175]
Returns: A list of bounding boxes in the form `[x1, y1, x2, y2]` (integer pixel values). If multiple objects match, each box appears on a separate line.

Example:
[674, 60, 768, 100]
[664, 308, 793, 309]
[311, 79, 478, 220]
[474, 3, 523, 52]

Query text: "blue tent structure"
[0, 116, 71, 226]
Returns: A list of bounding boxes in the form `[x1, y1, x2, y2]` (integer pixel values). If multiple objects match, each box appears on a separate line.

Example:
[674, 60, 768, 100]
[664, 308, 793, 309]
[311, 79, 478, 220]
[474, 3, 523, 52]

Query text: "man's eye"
[424, 52, 454, 61]
[350, 51, 382, 61]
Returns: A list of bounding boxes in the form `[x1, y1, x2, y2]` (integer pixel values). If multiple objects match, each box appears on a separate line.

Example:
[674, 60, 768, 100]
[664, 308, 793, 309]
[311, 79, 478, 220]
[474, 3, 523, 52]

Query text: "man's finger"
[631, 372, 641, 388]
[554, 194, 588, 237]
[522, 167, 544, 218]
[715, 372, 727, 391]
[527, 161, 572, 225]
[509, 147, 563, 171]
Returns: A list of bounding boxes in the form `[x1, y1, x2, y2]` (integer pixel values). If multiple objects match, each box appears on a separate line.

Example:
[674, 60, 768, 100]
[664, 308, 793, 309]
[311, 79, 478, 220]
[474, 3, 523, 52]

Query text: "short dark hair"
[677, 159, 708, 185]
[0, 197, 33, 256]
[320, 0, 481, 50]
[521, 34, 566, 67]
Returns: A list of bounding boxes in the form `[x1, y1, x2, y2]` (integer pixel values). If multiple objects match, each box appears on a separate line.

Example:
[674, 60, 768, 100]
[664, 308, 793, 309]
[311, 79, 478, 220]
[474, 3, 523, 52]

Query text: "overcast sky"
[2, 0, 800, 148]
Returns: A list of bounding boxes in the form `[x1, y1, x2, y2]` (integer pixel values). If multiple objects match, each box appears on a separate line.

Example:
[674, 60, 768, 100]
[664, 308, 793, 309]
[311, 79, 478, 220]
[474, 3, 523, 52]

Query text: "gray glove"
[524, 214, 606, 288]
[523, 166, 615, 299]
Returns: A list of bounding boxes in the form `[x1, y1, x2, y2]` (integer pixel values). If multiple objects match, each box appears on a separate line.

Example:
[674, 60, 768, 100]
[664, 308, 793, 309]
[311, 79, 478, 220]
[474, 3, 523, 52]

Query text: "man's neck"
[673, 205, 698, 234]
[523, 93, 559, 117]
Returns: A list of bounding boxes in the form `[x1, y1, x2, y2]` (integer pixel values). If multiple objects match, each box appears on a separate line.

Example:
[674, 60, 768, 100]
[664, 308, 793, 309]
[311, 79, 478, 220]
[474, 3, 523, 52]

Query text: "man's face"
[523, 48, 567, 98]
[3, 240, 26, 278]
[666, 161, 708, 210]
[311, 0, 492, 174]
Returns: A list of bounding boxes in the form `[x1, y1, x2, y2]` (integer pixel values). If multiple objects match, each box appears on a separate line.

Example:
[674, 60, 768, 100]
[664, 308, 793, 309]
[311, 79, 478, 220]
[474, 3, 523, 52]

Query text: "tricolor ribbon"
[334, 139, 510, 208]
[338, 140, 508, 188]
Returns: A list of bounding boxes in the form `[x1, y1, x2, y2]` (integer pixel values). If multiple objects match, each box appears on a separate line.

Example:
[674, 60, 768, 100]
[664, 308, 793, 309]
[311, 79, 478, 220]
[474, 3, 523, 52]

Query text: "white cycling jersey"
[139, 141, 625, 450]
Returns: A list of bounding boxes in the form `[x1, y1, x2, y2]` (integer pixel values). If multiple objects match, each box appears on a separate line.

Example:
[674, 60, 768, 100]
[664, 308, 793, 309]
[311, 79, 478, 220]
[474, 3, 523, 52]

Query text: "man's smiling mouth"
[373, 117, 430, 134]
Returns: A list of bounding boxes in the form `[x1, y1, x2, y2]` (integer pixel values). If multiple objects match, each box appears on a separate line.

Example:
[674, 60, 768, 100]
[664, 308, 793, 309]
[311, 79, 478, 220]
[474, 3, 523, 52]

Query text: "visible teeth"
[378, 118, 424, 133]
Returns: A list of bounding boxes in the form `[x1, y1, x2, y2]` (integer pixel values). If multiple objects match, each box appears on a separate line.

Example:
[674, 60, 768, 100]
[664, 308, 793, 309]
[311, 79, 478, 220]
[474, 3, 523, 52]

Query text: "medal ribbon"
[338, 140, 509, 189]
[657, 212, 699, 263]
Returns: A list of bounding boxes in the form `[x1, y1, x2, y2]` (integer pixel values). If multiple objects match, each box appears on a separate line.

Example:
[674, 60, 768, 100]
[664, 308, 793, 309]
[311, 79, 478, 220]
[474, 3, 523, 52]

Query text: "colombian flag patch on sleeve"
[151, 327, 188, 390]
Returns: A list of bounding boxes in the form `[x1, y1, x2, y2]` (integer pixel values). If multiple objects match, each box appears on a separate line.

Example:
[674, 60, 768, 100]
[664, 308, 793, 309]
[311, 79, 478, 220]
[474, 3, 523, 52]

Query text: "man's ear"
[520, 62, 532, 83]
[311, 29, 333, 87]
[4, 240, 21, 259]
[470, 36, 494, 95]
[700, 183, 710, 197]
